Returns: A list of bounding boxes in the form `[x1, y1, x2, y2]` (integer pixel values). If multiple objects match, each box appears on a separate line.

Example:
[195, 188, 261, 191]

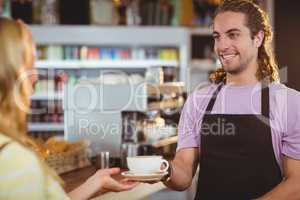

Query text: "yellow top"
[0, 134, 70, 200]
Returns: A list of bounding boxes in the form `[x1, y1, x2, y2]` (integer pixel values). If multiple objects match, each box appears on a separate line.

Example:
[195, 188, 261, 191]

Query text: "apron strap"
[261, 82, 270, 118]
[205, 83, 224, 113]
[205, 81, 270, 118]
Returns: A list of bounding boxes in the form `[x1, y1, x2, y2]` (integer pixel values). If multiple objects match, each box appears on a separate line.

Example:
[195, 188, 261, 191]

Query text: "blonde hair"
[210, 0, 280, 84]
[0, 17, 62, 184]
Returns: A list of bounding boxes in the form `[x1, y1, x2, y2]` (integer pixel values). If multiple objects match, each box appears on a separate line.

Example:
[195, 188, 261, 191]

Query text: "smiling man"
[161, 0, 300, 199]
[213, 13, 261, 76]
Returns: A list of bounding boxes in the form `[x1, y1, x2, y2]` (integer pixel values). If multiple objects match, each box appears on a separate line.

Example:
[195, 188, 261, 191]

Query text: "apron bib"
[194, 83, 282, 200]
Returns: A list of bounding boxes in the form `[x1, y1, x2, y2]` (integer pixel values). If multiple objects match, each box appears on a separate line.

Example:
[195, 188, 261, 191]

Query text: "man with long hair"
[161, 0, 300, 199]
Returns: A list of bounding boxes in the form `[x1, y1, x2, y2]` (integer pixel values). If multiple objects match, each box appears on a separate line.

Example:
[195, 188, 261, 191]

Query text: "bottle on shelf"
[38, 45, 179, 62]
[28, 99, 64, 124]
[33, 0, 59, 24]
[55, 70, 68, 91]
[90, 0, 118, 25]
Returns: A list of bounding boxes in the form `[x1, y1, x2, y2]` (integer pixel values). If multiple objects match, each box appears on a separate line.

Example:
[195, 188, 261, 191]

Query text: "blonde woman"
[0, 17, 138, 200]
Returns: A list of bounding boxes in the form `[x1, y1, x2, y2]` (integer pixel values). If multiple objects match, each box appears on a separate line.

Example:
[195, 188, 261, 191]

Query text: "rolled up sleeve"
[176, 85, 213, 151]
[282, 89, 300, 160]
[176, 100, 200, 151]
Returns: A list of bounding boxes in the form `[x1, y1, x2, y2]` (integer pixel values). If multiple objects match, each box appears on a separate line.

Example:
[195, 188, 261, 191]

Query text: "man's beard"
[224, 64, 247, 75]
[222, 55, 253, 75]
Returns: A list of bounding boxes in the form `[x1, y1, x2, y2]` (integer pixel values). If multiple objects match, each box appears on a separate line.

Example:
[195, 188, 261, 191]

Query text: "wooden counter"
[61, 165, 97, 193]
[61, 165, 166, 200]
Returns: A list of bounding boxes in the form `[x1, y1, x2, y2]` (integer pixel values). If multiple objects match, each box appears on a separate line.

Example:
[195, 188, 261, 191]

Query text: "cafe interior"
[0, 0, 299, 199]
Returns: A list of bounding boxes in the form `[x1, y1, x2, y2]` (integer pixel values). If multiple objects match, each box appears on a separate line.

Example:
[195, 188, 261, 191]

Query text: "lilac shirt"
[177, 82, 300, 173]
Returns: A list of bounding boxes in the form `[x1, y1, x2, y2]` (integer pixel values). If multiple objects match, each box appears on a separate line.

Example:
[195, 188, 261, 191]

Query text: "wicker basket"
[45, 140, 91, 174]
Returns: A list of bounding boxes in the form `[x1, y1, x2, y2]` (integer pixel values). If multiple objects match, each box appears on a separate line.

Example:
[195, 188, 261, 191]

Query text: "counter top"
[61, 165, 166, 200]
[61, 165, 96, 193]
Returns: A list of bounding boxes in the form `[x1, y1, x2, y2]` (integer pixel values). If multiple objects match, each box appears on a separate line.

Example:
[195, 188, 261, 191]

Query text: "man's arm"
[256, 156, 300, 200]
[163, 148, 199, 191]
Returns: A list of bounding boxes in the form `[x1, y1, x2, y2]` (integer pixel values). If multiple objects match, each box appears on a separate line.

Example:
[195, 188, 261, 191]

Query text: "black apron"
[194, 83, 282, 200]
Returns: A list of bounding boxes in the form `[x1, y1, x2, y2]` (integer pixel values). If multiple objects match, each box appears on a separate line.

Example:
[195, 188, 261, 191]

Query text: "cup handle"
[160, 159, 169, 172]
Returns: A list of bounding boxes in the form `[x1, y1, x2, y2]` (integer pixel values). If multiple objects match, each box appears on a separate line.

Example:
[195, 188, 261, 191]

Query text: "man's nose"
[215, 37, 230, 52]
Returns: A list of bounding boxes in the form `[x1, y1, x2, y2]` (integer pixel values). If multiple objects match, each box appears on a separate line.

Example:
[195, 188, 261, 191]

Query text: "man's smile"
[219, 53, 239, 62]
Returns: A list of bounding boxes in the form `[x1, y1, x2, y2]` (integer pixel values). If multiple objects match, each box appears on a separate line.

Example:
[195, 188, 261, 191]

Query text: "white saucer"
[121, 171, 167, 182]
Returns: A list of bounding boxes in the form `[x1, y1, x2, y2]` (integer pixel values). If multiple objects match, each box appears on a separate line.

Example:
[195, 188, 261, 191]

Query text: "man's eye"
[213, 35, 220, 40]
[229, 33, 239, 39]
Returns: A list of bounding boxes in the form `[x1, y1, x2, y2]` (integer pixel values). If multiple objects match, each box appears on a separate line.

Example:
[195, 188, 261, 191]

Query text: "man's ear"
[254, 30, 264, 47]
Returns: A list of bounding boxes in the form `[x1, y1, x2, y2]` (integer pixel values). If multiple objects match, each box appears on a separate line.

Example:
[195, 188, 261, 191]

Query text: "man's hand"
[163, 148, 199, 191]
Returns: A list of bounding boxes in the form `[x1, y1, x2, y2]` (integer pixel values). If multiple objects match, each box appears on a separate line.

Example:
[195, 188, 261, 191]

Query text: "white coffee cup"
[127, 155, 169, 174]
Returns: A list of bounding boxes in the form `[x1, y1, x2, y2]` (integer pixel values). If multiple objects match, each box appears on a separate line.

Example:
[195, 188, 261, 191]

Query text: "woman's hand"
[91, 168, 139, 194]
[68, 168, 139, 200]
